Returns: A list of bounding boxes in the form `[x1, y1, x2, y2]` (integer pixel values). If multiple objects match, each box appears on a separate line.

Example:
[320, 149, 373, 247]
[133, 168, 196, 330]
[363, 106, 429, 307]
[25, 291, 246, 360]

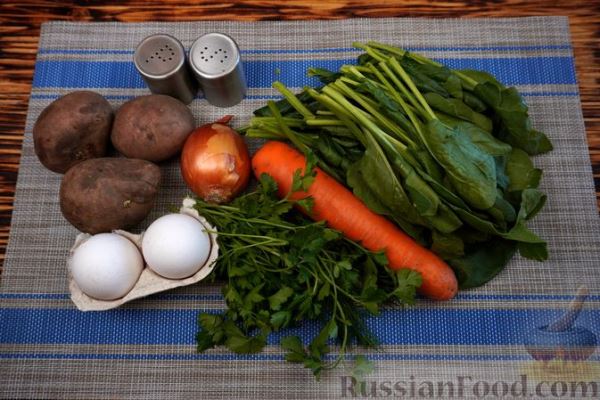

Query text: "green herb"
[457, 69, 553, 155]
[244, 41, 551, 288]
[195, 163, 421, 379]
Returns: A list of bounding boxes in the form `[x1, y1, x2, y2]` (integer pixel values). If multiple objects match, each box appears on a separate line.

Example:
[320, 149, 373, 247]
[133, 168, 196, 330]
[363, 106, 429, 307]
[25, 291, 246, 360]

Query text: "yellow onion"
[180, 116, 250, 203]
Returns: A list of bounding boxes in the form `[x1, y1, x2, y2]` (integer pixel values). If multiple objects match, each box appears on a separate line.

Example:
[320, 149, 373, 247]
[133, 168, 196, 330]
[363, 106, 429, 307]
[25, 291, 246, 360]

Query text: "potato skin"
[111, 95, 195, 162]
[33, 91, 113, 173]
[60, 158, 161, 234]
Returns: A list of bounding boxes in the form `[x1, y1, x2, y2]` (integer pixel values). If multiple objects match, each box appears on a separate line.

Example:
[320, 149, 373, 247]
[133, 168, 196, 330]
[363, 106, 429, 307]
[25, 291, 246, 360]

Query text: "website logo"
[522, 286, 598, 381]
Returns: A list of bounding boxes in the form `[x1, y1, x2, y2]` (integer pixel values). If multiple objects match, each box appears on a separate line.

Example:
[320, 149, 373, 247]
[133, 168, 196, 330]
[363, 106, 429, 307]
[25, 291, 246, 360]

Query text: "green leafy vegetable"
[448, 238, 517, 288]
[245, 40, 551, 290]
[425, 119, 498, 210]
[424, 92, 492, 132]
[506, 148, 543, 194]
[195, 167, 421, 379]
[458, 69, 553, 155]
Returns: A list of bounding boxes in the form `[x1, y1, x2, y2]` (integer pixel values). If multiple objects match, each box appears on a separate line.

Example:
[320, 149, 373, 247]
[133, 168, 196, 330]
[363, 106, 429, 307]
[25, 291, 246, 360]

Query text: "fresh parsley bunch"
[194, 158, 421, 379]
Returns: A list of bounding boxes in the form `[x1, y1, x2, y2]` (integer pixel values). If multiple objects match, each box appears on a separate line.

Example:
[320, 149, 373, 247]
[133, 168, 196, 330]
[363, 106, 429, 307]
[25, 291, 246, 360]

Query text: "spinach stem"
[305, 118, 346, 127]
[267, 101, 311, 154]
[332, 80, 415, 147]
[378, 61, 426, 119]
[388, 57, 437, 121]
[375, 62, 428, 144]
[307, 88, 367, 145]
[340, 65, 371, 78]
[273, 81, 315, 119]
[366, 41, 443, 68]
[352, 42, 386, 62]
[322, 85, 401, 149]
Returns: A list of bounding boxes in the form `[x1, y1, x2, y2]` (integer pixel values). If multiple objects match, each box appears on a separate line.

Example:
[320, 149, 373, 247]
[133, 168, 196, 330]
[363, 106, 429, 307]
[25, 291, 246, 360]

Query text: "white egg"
[71, 233, 144, 301]
[142, 213, 211, 279]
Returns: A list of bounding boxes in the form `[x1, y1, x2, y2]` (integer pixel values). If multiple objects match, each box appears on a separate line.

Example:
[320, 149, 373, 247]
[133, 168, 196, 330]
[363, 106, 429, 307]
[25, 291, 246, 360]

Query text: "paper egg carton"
[68, 198, 219, 311]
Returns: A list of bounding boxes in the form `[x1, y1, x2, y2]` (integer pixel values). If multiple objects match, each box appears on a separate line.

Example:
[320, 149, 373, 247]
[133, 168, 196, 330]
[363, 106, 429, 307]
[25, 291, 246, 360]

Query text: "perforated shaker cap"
[189, 33, 247, 107]
[134, 34, 197, 104]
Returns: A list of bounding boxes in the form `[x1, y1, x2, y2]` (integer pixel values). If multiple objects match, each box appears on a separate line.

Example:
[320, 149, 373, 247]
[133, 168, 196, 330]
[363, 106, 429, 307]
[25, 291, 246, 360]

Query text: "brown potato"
[111, 95, 195, 162]
[60, 158, 161, 234]
[33, 91, 113, 173]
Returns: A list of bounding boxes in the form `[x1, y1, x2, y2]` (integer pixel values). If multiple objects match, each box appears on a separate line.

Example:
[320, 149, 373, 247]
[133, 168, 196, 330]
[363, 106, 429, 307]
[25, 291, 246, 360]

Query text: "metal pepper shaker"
[188, 33, 247, 107]
[133, 34, 198, 104]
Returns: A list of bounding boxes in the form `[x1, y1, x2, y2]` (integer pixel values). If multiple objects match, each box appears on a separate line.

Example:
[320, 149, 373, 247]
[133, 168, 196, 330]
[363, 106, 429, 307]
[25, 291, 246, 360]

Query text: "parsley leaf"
[268, 286, 294, 310]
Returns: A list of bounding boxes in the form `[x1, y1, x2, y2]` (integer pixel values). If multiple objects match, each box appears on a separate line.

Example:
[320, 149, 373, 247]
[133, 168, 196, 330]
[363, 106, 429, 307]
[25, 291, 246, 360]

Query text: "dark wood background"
[1, 1, 599, 271]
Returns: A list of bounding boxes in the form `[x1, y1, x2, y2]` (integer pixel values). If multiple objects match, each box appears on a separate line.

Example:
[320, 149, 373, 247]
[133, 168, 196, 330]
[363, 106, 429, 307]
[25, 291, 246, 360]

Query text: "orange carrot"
[252, 141, 458, 301]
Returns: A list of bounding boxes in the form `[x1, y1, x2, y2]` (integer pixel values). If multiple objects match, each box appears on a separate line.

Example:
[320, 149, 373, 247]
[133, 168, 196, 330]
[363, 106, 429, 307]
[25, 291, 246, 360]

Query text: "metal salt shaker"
[133, 34, 198, 104]
[188, 33, 247, 107]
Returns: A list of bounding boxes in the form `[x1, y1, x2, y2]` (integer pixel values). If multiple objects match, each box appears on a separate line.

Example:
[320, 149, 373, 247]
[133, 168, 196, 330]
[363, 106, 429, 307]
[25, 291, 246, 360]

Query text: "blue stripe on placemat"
[36, 44, 573, 56]
[4, 352, 598, 362]
[2, 308, 598, 346]
[31, 57, 577, 90]
[1, 293, 598, 301]
[27, 91, 581, 102]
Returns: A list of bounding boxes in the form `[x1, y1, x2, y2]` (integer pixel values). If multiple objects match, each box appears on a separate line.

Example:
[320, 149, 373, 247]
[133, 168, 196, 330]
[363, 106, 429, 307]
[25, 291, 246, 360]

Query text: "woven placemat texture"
[1, 17, 599, 399]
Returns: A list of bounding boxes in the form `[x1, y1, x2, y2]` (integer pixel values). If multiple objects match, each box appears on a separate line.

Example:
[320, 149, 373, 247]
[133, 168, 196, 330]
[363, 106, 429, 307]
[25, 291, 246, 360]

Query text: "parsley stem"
[197, 204, 299, 231]
[204, 230, 287, 243]
[318, 257, 361, 304]
[231, 217, 297, 230]
[255, 264, 295, 273]
[232, 239, 289, 252]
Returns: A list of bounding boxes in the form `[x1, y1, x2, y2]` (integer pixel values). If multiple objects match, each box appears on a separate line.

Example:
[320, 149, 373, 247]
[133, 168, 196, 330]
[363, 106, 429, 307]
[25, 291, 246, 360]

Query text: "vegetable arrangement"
[194, 155, 421, 378]
[252, 141, 456, 300]
[245, 41, 552, 288]
[34, 39, 553, 380]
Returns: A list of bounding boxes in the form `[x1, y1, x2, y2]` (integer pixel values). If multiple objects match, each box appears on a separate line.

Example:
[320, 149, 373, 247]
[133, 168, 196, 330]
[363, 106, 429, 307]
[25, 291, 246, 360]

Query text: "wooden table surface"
[1, 1, 599, 271]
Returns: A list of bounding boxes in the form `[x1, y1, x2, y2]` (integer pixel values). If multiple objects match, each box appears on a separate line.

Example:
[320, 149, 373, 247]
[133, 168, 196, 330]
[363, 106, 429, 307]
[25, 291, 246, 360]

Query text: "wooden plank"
[1, 0, 599, 272]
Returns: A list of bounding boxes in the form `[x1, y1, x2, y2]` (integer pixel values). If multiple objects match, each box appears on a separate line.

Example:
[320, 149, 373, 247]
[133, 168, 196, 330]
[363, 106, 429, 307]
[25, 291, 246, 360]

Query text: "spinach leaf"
[416, 168, 471, 209]
[403, 168, 439, 217]
[308, 67, 342, 84]
[401, 54, 452, 82]
[346, 159, 424, 241]
[506, 147, 543, 193]
[398, 56, 449, 97]
[458, 69, 501, 86]
[462, 91, 487, 112]
[408, 145, 444, 183]
[401, 167, 462, 234]
[450, 188, 548, 261]
[519, 187, 547, 221]
[443, 74, 464, 99]
[400, 54, 463, 98]
[424, 92, 493, 132]
[449, 238, 517, 289]
[495, 156, 510, 191]
[460, 69, 553, 155]
[346, 135, 426, 229]
[429, 203, 463, 234]
[487, 193, 517, 228]
[424, 120, 498, 210]
[431, 230, 465, 260]
[437, 114, 512, 156]
[361, 79, 416, 136]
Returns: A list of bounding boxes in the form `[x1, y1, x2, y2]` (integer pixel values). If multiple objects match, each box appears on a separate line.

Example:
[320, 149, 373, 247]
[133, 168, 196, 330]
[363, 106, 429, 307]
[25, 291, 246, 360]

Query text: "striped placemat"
[1, 17, 599, 399]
